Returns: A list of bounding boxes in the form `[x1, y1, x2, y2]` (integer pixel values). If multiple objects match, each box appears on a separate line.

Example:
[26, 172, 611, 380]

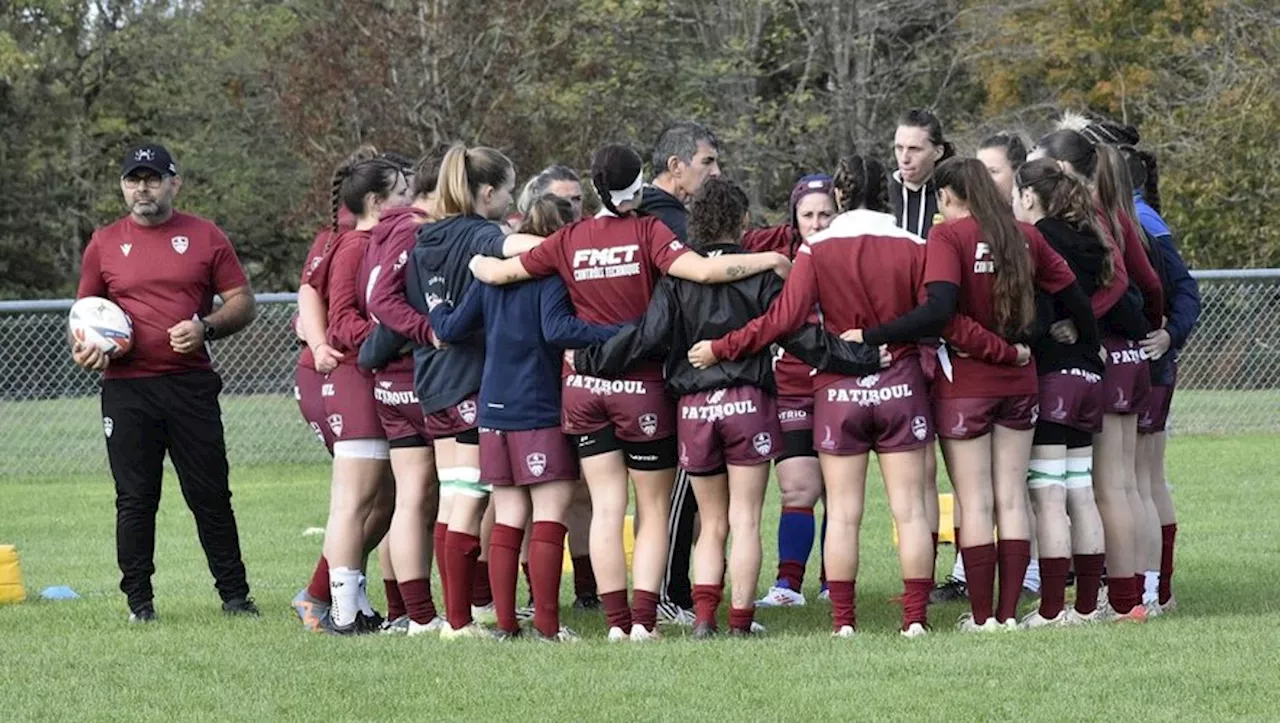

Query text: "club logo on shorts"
[308, 422, 325, 444]
[1030, 404, 1040, 426]
[327, 414, 344, 436]
[526, 452, 547, 477]
[753, 432, 773, 456]
[707, 389, 726, 405]
[1050, 397, 1067, 420]
[458, 400, 477, 424]
[951, 413, 967, 437]
[679, 442, 689, 466]
[820, 426, 836, 450]
[639, 412, 658, 437]
[911, 416, 928, 441]
[1114, 387, 1128, 410]
[379, 381, 393, 389]
[171, 236, 189, 255]
[103, 417, 114, 438]
[293, 385, 301, 401]
[857, 374, 881, 389]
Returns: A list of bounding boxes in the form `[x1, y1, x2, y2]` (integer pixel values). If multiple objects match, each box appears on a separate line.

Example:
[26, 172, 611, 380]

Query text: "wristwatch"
[200, 318, 218, 342]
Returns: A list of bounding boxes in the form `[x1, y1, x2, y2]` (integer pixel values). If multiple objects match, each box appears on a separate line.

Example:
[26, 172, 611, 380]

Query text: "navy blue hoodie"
[406, 214, 508, 414]
[428, 275, 619, 430]
[1134, 194, 1201, 386]
[639, 185, 689, 242]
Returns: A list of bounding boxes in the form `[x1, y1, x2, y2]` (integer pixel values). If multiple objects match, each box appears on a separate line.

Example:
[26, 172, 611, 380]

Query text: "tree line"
[1, 0, 1276, 299]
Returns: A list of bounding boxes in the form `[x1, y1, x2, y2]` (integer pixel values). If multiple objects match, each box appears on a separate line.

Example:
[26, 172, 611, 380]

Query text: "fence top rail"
[2, 269, 1279, 314]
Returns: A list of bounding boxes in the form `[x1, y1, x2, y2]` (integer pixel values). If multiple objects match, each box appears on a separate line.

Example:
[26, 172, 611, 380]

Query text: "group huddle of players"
[287, 108, 1200, 641]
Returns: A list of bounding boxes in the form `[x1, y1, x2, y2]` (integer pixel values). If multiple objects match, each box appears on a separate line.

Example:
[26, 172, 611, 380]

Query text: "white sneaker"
[379, 615, 410, 634]
[656, 602, 695, 626]
[1161, 596, 1177, 613]
[471, 603, 496, 625]
[749, 621, 767, 634]
[817, 588, 831, 603]
[1019, 609, 1067, 629]
[440, 622, 489, 640]
[957, 614, 1003, 632]
[1065, 603, 1115, 625]
[832, 625, 856, 638]
[755, 586, 806, 608]
[407, 617, 445, 636]
[629, 624, 662, 642]
[1144, 600, 1163, 618]
[607, 626, 630, 642]
[534, 626, 581, 643]
[515, 605, 535, 623]
[900, 623, 928, 639]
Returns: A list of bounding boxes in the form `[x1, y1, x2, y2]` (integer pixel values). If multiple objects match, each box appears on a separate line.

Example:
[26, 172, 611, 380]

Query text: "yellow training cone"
[0, 545, 26, 604]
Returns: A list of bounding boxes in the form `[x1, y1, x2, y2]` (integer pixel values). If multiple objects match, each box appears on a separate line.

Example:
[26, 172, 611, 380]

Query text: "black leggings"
[1032, 421, 1092, 449]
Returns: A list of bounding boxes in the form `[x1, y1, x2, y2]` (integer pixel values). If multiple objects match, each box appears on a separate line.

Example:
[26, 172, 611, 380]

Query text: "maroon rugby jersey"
[323, 229, 375, 359]
[711, 209, 927, 393]
[924, 216, 1076, 398]
[297, 209, 355, 371]
[363, 206, 431, 372]
[519, 213, 691, 381]
[742, 224, 812, 397]
[77, 211, 248, 380]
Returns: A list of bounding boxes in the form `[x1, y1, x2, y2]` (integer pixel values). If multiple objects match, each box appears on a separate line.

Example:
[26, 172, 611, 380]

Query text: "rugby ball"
[69, 296, 133, 358]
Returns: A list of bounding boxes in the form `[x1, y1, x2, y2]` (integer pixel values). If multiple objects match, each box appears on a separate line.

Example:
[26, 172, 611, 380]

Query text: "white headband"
[608, 170, 645, 208]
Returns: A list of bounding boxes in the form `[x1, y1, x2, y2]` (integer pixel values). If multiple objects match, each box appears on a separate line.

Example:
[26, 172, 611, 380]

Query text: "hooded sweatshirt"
[406, 214, 508, 414]
[888, 170, 941, 238]
[639, 185, 689, 242]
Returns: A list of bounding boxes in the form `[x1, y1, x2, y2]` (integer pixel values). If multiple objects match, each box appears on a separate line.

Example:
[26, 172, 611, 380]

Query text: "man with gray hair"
[638, 120, 722, 625]
[518, 165, 585, 220]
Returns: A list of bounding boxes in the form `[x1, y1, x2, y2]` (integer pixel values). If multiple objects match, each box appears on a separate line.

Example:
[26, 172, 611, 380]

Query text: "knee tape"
[333, 439, 391, 460]
[1027, 458, 1068, 489]
[452, 466, 491, 498]
[1064, 456, 1093, 491]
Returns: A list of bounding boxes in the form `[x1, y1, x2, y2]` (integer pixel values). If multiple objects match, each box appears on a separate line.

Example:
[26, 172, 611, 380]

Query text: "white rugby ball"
[69, 296, 134, 358]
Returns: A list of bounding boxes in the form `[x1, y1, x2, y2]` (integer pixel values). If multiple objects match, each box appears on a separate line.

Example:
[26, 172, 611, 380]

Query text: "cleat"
[530, 626, 581, 643]
[573, 594, 601, 611]
[1020, 609, 1068, 629]
[128, 604, 157, 624]
[1065, 604, 1113, 625]
[1159, 596, 1177, 613]
[656, 602, 695, 627]
[629, 624, 662, 642]
[729, 625, 763, 638]
[817, 587, 831, 603]
[407, 617, 445, 636]
[328, 612, 379, 636]
[1113, 604, 1148, 624]
[832, 625, 857, 638]
[606, 626, 630, 642]
[515, 606, 535, 623]
[930, 576, 968, 604]
[691, 622, 718, 639]
[292, 589, 330, 632]
[471, 603, 496, 625]
[1144, 600, 1163, 618]
[380, 615, 410, 634]
[901, 622, 929, 639]
[222, 597, 260, 617]
[490, 627, 522, 641]
[957, 614, 1003, 633]
[440, 622, 490, 640]
[756, 585, 806, 608]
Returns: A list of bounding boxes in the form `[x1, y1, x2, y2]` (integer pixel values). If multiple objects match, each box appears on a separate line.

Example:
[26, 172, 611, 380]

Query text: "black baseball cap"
[121, 144, 178, 178]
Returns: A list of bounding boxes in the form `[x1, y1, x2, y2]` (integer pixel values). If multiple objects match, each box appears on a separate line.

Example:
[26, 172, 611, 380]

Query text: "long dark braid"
[324, 145, 379, 254]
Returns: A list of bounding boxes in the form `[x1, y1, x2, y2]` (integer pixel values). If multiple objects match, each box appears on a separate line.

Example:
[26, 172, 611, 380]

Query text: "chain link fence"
[2, 272, 1278, 479]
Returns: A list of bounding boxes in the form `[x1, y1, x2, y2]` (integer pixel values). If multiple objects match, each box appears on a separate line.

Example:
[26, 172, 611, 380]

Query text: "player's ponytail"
[436, 143, 514, 218]
[518, 195, 575, 237]
[935, 157, 1036, 338]
[1016, 158, 1115, 288]
[590, 144, 645, 217]
[831, 155, 889, 214]
[1095, 144, 1143, 250]
[326, 145, 380, 253]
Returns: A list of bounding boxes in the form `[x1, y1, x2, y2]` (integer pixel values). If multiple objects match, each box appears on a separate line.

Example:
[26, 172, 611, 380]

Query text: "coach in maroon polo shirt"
[72, 143, 258, 622]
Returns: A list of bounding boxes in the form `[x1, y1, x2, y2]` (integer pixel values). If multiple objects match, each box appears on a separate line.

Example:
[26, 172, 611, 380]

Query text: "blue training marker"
[40, 586, 80, 600]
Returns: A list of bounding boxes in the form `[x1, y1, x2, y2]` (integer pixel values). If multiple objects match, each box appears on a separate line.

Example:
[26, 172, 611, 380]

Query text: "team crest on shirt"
[171, 236, 189, 254]
[639, 413, 658, 437]
[310, 256, 323, 272]
[394, 250, 409, 271]
[911, 416, 928, 441]
[458, 400, 477, 424]
[526, 453, 547, 477]
[120, 243, 132, 257]
[327, 414, 344, 436]
[103, 417, 114, 438]
[857, 374, 880, 389]
[753, 432, 773, 456]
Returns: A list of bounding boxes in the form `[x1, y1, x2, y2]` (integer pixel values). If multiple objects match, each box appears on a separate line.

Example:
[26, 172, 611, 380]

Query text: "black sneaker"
[328, 611, 379, 636]
[573, 593, 601, 611]
[930, 576, 968, 604]
[490, 626, 523, 641]
[222, 597, 260, 617]
[691, 621, 718, 639]
[128, 604, 157, 624]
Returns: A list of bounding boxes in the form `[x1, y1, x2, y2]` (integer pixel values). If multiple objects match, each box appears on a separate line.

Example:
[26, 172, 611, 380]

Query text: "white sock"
[1023, 557, 1041, 593]
[951, 555, 967, 583]
[330, 567, 362, 627]
[357, 575, 376, 616]
[1143, 570, 1160, 604]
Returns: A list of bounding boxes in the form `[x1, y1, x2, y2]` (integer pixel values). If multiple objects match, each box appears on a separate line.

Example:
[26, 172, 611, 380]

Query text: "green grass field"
[2, 436, 1279, 721]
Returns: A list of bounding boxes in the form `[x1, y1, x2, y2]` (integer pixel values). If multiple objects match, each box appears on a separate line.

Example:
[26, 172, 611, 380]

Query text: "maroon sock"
[1159, 524, 1177, 605]
[692, 583, 722, 628]
[1037, 558, 1069, 620]
[729, 606, 754, 633]
[601, 589, 631, 631]
[632, 589, 659, 632]
[530, 521, 567, 637]
[1110, 575, 1135, 614]
[961, 543, 997, 624]
[902, 578, 931, 630]
[384, 579, 406, 621]
[828, 580, 856, 630]
[521, 561, 534, 605]
[996, 539, 1032, 622]
[306, 556, 330, 603]
[433, 522, 449, 601]
[1073, 553, 1104, 615]
[444, 531, 480, 629]
[488, 524, 524, 634]
[472, 560, 493, 607]
[776, 561, 805, 592]
[399, 578, 438, 624]
[571, 555, 597, 598]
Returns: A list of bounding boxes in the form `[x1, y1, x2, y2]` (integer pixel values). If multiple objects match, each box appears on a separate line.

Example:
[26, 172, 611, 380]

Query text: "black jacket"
[1031, 218, 1112, 375]
[575, 243, 882, 396]
[888, 171, 940, 238]
[406, 214, 508, 414]
[639, 185, 689, 242]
